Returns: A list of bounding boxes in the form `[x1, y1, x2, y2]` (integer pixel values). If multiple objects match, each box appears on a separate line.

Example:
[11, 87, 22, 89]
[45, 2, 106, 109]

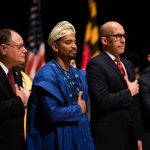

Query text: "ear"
[101, 37, 107, 45]
[51, 43, 59, 52]
[147, 54, 150, 62]
[0, 44, 7, 55]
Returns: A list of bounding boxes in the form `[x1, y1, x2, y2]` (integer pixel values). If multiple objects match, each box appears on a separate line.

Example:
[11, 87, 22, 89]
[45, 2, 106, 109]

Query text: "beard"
[68, 51, 77, 60]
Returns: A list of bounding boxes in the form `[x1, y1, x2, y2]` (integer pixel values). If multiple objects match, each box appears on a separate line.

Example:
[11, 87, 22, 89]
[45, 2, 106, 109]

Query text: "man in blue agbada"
[26, 21, 95, 150]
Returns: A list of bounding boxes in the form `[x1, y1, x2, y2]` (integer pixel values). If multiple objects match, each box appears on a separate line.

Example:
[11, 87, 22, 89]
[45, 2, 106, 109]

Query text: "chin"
[17, 61, 25, 66]
[69, 56, 76, 60]
[120, 49, 125, 54]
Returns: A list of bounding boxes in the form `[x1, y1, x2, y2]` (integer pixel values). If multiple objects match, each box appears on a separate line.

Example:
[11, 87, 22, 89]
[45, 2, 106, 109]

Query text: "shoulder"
[121, 57, 134, 69]
[36, 61, 55, 75]
[139, 72, 150, 82]
[71, 66, 86, 77]
[21, 71, 32, 91]
[88, 54, 102, 63]
[121, 57, 132, 63]
[33, 61, 56, 83]
[87, 53, 108, 71]
[87, 55, 103, 69]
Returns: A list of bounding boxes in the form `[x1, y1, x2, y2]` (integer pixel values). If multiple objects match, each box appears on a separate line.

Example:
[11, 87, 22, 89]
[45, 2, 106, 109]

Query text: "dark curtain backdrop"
[0, 0, 149, 69]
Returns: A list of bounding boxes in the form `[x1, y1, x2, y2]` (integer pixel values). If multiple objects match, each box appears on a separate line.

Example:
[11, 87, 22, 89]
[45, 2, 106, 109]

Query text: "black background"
[0, 0, 149, 69]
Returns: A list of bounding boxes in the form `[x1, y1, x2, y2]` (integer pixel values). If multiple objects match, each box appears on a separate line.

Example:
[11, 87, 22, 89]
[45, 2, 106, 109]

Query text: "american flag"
[25, 0, 45, 80]
[80, 0, 100, 70]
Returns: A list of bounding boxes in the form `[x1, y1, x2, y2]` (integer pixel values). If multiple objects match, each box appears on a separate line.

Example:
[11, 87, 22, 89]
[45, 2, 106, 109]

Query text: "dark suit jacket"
[139, 71, 150, 150]
[0, 66, 25, 150]
[86, 51, 143, 150]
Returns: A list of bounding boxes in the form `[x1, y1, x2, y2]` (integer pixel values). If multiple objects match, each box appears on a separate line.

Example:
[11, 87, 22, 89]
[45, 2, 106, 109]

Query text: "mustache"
[70, 48, 77, 51]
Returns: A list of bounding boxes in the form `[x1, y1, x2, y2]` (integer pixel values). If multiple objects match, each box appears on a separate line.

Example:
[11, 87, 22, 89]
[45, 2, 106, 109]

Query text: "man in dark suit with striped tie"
[86, 21, 143, 150]
[0, 29, 30, 150]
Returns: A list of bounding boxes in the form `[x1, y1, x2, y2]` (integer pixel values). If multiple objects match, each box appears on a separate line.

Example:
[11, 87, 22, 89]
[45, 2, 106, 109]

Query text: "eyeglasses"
[5, 43, 26, 50]
[105, 34, 128, 40]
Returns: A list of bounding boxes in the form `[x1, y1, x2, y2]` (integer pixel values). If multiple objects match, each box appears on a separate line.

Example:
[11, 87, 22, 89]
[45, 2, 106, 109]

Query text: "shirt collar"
[105, 51, 116, 61]
[0, 62, 9, 74]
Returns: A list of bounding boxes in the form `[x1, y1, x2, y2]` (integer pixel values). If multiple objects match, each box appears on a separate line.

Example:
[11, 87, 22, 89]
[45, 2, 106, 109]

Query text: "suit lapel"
[0, 66, 14, 95]
[12, 68, 23, 87]
[102, 52, 127, 86]
[102, 52, 124, 77]
[121, 58, 134, 81]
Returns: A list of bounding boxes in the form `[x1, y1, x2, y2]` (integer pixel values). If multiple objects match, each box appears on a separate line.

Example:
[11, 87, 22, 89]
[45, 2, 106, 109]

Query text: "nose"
[23, 46, 28, 53]
[121, 34, 127, 40]
[72, 42, 77, 49]
[120, 36, 126, 42]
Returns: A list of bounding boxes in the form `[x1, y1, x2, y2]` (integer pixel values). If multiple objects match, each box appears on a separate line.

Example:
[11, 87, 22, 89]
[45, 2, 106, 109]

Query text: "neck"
[56, 58, 70, 71]
[1, 61, 13, 70]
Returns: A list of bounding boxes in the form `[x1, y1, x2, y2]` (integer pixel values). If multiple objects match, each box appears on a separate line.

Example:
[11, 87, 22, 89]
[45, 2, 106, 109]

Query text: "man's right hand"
[124, 76, 139, 96]
[15, 84, 30, 106]
[77, 91, 86, 113]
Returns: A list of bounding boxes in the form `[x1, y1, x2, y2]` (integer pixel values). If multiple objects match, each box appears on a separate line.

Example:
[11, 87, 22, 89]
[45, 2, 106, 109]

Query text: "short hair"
[0, 29, 12, 44]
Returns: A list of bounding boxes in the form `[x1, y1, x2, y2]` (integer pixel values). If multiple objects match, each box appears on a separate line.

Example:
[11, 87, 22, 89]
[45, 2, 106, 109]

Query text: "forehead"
[10, 31, 23, 43]
[59, 33, 76, 41]
[109, 23, 125, 34]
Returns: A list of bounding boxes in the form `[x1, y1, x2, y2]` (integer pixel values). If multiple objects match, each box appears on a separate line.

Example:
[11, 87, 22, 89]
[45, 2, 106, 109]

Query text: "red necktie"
[7, 70, 16, 93]
[115, 57, 126, 76]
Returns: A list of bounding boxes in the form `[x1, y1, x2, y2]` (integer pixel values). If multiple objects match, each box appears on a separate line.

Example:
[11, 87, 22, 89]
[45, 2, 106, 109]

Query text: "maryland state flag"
[80, 0, 100, 70]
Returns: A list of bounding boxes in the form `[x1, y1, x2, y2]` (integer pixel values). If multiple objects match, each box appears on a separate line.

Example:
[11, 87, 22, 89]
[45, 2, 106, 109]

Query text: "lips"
[118, 45, 125, 49]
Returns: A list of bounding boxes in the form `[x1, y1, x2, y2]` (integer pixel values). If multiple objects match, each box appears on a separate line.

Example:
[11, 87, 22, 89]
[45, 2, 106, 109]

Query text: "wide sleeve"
[38, 86, 83, 122]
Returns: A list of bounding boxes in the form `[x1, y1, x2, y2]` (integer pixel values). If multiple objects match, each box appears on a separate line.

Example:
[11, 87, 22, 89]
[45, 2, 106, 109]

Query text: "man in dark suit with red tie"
[0, 29, 30, 150]
[86, 21, 143, 150]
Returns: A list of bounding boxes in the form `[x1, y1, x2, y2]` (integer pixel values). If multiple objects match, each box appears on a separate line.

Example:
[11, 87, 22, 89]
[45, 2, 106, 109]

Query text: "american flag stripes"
[24, 0, 45, 80]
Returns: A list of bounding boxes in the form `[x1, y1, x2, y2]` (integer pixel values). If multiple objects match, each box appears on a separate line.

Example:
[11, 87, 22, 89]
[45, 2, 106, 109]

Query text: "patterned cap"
[48, 21, 76, 45]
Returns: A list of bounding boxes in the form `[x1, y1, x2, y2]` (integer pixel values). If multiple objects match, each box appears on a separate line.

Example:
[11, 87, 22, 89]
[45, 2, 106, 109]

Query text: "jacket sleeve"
[32, 85, 83, 123]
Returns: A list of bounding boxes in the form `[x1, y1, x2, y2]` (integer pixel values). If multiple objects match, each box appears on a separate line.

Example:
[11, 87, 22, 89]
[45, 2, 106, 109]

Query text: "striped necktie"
[115, 57, 126, 76]
[7, 70, 16, 93]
